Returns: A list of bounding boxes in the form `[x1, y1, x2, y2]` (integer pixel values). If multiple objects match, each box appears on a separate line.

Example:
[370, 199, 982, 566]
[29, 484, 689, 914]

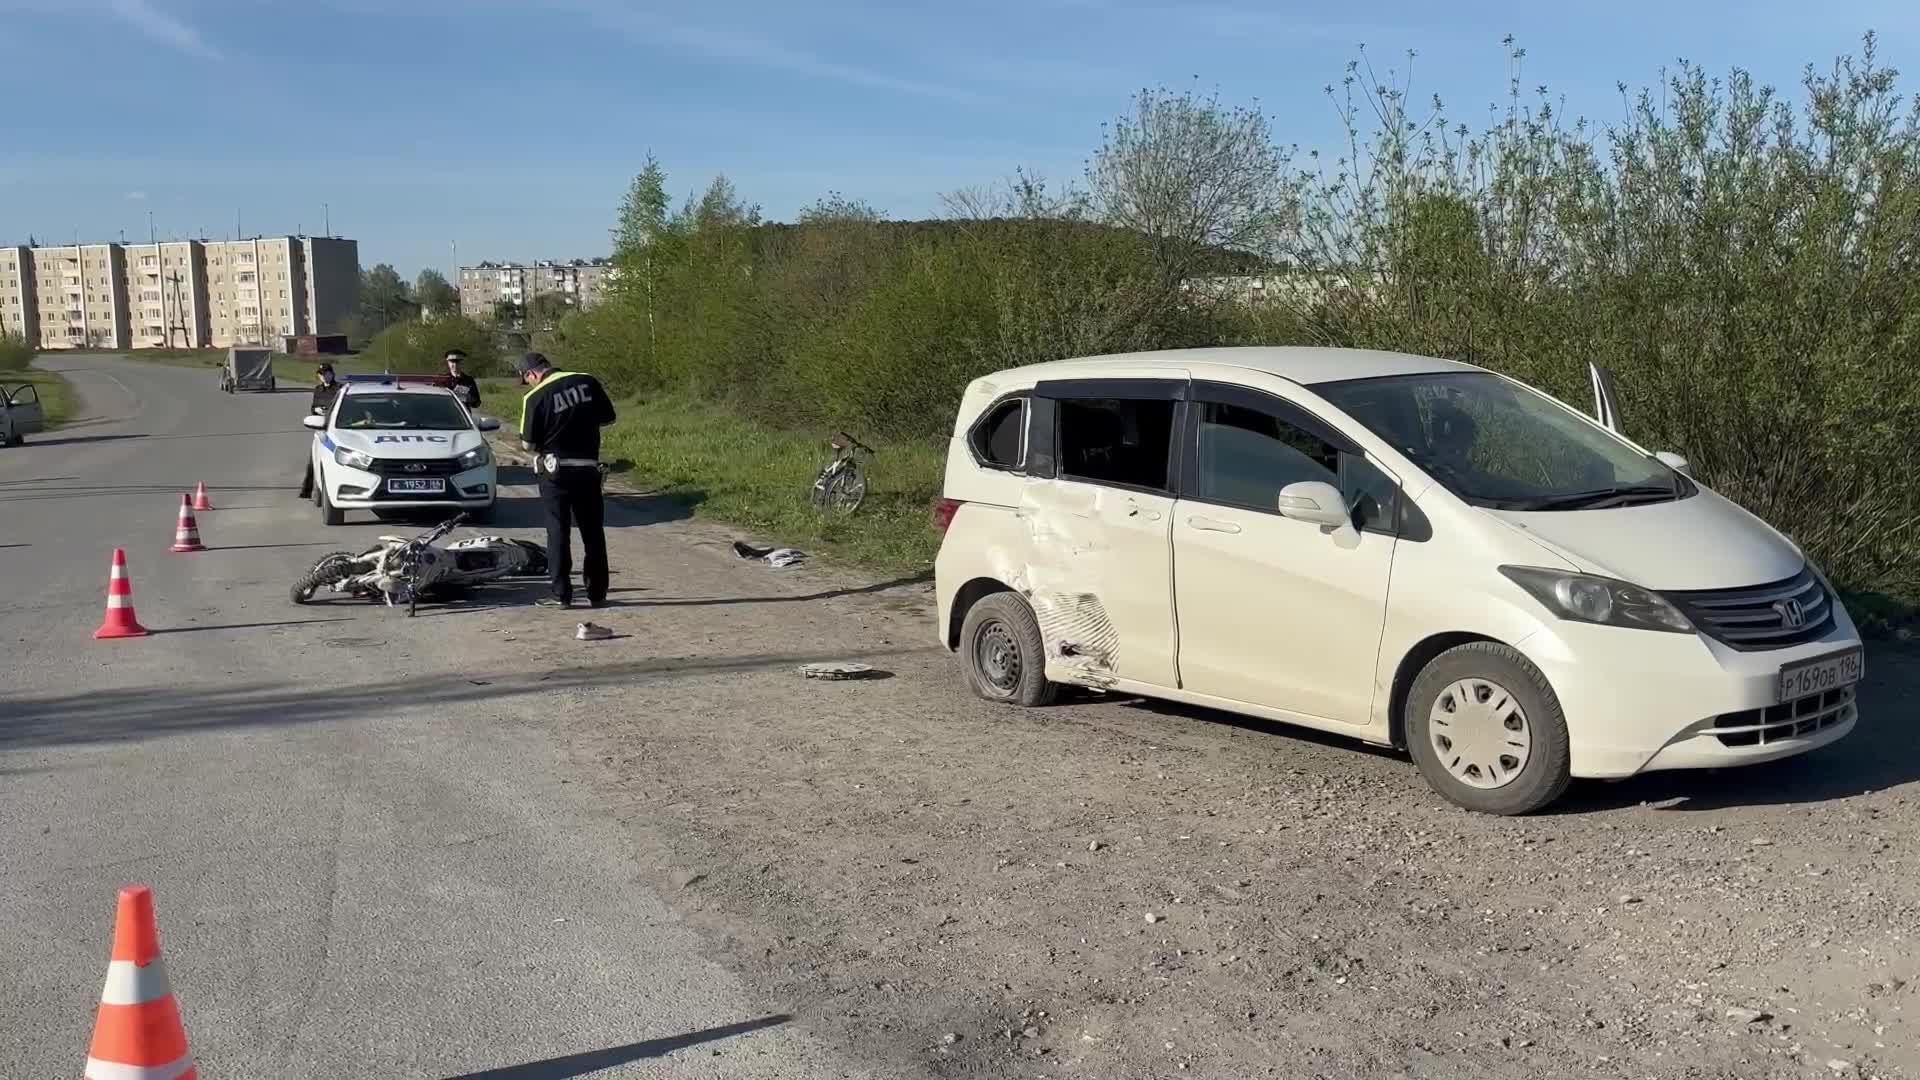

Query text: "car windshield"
[335, 392, 469, 431]
[1314, 371, 1683, 511]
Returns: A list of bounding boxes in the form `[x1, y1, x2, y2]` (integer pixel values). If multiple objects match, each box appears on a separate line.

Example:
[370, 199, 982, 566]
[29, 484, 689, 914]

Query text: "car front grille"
[1710, 686, 1855, 747]
[366, 457, 463, 477]
[1663, 567, 1832, 651]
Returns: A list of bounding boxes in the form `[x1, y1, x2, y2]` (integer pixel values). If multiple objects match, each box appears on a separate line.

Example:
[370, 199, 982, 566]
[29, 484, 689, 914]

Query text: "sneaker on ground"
[576, 622, 613, 641]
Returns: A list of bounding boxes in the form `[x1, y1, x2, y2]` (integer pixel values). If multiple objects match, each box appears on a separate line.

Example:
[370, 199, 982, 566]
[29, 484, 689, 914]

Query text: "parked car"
[932, 347, 1862, 815]
[1, 381, 46, 446]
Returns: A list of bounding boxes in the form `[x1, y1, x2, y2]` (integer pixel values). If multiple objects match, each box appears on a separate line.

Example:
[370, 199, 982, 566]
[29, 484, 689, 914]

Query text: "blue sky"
[1, 0, 1913, 279]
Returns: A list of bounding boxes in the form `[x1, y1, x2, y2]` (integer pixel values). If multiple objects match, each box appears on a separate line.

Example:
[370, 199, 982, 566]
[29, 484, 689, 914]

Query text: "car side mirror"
[302, 414, 325, 430]
[476, 416, 502, 432]
[1655, 451, 1692, 477]
[1278, 480, 1352, 529]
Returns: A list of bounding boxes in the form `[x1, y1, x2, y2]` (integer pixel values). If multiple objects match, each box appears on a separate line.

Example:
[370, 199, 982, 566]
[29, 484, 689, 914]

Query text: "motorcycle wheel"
[291, 552, 356, 604]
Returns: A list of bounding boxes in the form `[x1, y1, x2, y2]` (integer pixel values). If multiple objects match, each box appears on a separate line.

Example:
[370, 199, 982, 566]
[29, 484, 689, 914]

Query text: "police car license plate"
[386, 478, 446, 494]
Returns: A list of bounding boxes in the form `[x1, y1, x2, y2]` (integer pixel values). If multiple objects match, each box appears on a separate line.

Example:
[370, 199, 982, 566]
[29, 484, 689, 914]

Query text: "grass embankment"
[595, 396, 946, 572]
[5, 368, 77, 428]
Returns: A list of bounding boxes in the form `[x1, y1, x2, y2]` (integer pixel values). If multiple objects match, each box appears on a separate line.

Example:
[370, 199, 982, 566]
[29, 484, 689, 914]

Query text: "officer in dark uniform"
[517, 351, 617, 608]
[297, 364, 343, 499]
[444, 350, 481, 409]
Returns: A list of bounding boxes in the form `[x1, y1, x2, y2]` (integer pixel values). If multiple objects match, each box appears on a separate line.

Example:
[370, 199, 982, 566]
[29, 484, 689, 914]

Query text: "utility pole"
[165, 268, 189, 349]
[323, 202, 330, 237]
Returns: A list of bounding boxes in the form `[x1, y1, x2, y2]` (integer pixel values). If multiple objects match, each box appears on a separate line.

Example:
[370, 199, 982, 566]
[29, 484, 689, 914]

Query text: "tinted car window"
[1191, 399, 1397, 532]
[971, 398, 1026, 468]
[1057, 397, 1176, 491]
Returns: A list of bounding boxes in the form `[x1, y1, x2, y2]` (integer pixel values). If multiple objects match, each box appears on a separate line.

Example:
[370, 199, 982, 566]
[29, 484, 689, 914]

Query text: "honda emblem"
[1773, 597, 1806, 628]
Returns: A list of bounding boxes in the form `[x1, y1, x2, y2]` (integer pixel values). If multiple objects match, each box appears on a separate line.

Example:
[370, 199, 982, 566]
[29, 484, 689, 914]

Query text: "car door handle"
[1187, 516, 1242, 534]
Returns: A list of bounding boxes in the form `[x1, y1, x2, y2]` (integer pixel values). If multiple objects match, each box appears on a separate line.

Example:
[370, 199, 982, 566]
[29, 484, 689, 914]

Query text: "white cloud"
[126, 190, 148, 201]
[107, 0, 221, 58]
[0, 0, 225, 58]
[562, 2, 991, 106]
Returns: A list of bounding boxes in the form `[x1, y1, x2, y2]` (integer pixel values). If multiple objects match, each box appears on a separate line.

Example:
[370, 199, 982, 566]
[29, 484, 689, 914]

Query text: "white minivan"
[932, 347, 1863, 814]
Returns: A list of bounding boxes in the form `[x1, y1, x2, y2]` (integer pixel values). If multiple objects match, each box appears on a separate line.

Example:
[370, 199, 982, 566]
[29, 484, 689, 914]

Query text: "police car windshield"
[335, 393, 470, 430]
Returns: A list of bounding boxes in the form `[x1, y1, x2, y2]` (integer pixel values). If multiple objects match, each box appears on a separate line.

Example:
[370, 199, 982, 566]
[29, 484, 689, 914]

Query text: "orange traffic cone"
[190, 482, 213, 512]
[169, 495, 205, 553]
[93, 548, 150, 640]
[83, 885, 196, 1080]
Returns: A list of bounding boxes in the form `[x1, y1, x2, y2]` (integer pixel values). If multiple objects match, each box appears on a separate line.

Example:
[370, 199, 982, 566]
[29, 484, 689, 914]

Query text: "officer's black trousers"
[539, 466, 608, 605]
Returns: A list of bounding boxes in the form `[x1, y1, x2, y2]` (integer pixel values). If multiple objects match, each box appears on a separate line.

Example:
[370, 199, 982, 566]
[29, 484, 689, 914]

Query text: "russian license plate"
[386, 478, 446, 494]
[1777, 648, 1863, 703]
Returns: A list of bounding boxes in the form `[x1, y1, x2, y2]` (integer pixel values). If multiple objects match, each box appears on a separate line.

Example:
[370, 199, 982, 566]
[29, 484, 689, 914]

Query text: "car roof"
[987, 346, 1481, 387]
[338, 381, 460, 397]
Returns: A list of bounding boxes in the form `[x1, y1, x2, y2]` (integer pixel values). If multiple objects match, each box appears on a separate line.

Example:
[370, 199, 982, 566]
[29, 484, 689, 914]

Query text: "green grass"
[6, 368, 78, 428]
[597, 395, 947, 572]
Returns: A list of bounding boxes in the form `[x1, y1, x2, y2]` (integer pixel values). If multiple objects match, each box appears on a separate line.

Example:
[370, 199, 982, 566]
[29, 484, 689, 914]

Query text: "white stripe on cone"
[98, 958, 174, 1006]
[83, 1055, 195, 1080]
[107, 595, 132, 609]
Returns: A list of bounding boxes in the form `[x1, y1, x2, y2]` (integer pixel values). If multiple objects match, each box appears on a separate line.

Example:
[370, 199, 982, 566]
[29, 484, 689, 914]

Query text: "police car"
[301, 374, 500, 526]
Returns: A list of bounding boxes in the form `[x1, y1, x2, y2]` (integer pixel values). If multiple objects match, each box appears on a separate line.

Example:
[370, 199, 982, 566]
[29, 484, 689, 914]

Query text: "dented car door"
[1021, 377, 1184, 689]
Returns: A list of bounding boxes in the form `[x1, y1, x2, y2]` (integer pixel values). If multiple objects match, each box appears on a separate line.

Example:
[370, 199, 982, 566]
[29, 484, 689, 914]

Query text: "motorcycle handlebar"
[415, 513, 467, 545]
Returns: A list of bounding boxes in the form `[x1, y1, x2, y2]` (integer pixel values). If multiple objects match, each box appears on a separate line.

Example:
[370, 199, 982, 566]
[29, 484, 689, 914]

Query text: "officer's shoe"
[535, 596, 573, 609]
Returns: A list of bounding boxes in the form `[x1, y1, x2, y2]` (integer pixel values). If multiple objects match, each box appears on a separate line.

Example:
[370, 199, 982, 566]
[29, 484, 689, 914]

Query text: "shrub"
[359, 315, 503, 375]
[0, 331, 33, 371]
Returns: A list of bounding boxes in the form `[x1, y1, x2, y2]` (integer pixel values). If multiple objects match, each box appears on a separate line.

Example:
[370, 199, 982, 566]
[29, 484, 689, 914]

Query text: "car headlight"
[1498, 566, 1694, 634]
[333, 445, 375, 470]
[455, 445, 491, 470]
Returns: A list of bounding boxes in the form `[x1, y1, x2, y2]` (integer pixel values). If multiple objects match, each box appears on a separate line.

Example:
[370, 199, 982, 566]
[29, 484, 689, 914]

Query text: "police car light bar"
[341, 373, 454, 387]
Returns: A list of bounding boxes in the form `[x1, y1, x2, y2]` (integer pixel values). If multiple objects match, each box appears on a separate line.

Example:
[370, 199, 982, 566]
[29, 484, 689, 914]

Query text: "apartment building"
[458, 258, 612, 319]
[0, 246, 38, 343]
[4, 235, 361, 350]
[30, 244, 130, 350]
[301, 236, 359, 343]
[123, 241, 210, 349]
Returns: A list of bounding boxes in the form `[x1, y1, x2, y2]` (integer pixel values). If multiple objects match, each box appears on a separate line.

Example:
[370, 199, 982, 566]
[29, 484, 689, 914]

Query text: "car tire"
[1405, 641, 1572, 815]
[959, 592, 1057, 708]
[319, 486, 346, 527]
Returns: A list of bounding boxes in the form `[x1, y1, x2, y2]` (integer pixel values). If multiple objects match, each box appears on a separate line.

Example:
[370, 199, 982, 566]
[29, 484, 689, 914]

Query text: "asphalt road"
[0, 355, 868, 1079]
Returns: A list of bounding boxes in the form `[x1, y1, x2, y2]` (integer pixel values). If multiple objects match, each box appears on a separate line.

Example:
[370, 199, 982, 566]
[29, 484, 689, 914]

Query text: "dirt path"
[479, 454, 1919, 1079]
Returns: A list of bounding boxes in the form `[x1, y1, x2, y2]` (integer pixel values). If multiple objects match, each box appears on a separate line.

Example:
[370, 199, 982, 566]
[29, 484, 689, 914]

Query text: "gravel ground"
[461, 473, 1919, 1080]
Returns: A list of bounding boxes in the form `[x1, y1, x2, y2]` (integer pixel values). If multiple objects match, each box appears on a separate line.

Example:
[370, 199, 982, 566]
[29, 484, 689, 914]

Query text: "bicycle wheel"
[810, 460, 841, 508]
[824, 458, 867, 513]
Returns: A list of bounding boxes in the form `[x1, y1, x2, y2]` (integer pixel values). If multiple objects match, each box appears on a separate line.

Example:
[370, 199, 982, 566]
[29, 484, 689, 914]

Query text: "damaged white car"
[932, 347, 1862, 815]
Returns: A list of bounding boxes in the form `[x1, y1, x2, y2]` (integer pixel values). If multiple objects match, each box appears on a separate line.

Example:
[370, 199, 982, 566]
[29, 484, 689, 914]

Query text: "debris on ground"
[732, 540, 806, 568]
[798, 661, 880, 680]
[575, 622, 613, 641]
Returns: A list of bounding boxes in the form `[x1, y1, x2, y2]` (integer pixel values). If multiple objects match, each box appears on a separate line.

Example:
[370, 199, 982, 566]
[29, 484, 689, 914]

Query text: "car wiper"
[1508, 485, 1679, 510]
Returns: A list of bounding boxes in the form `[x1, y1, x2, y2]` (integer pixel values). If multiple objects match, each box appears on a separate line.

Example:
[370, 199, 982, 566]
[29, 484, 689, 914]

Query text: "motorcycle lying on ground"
[289, 513, 548, 616]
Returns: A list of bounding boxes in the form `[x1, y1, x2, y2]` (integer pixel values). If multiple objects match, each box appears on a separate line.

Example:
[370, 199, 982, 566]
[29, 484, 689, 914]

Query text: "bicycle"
[811, 431, 873, 514]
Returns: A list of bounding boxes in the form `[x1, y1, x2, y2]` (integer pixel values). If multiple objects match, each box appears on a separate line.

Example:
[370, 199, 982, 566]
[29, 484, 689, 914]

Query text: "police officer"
[444, 350, 481, 409]
[517, 351, 616, 608]
[297, 364, 342, 499]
